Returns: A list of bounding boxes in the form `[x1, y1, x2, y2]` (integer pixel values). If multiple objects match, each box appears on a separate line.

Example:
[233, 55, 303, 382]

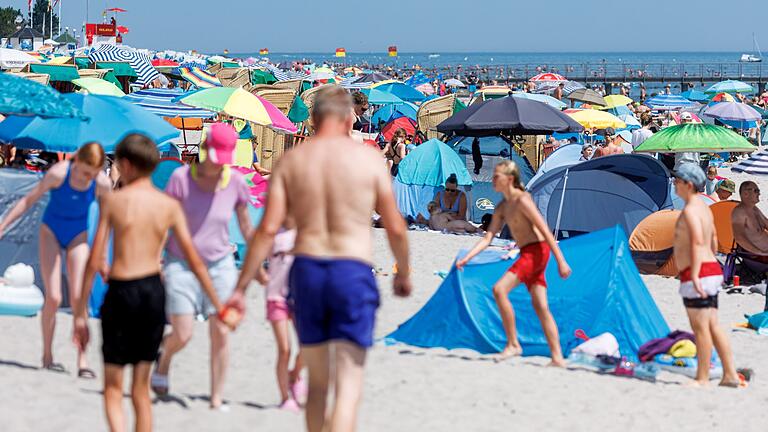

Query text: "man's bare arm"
[375, 160, 410, 276]
[732, 208, 766, 254]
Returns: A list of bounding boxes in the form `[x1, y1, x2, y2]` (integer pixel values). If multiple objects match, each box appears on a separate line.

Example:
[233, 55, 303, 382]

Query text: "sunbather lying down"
[427, 201, 482, 234]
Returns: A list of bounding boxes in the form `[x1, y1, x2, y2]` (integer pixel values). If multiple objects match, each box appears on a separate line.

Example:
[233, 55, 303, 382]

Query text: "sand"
[2, 167, 768, 432]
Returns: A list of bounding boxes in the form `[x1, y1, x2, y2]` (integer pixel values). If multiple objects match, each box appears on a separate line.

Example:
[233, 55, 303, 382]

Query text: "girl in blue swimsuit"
[0, 143, 111, 378]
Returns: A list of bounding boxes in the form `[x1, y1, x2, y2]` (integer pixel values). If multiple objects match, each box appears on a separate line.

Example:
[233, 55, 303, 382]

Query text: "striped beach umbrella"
[733, 149, 768, 175]
[123, 88, 215, 118]
[529, 72, 567, 82]
[705, 80, 754, 94]
[644, 94, 696, 110]
[178, 67, 222, 88]
[264, 63, 307, 81]
[88, 44, 159, 86]
[176, 87, 297, 133]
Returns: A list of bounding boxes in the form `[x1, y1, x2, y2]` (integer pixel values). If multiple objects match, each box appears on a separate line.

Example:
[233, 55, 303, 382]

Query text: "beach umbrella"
[360, 88, 404, 105]
[444, 78, 465, 87]
[566, 88, 606, 106]
[709, 92, 736, 103]
[88, 44, 160, 86]
[370, 81, 426, 103]
[0, 94, 179, 152]
[176, 87, 297, 133]
[535, 80, 584, 95]
[644, 94, 696, 110]
[123, 88, 215, 118]
[340, 72, 389, 89]
[618, 113, 641, 129]
[0, 73, 84, 119]
[703, 102, 761, 122]
[601, 94, 633, 109]
[437, 96, 584, 137]
[634, 124, 755, 153]
[511, 92, 567, 109]
[732, 149, 768, 175]
[151, 58, 179, 67]
[0, 48, 38, 69]
[705, 80, 754, 94]
[415, 83, 435, 95]
[371, 102, 418, 125]
[681, 89, 708, 102]
[178, 66, 222, 88]
[566, 109, 626, 129]
[529, 72, 566, 82]
[72, 77, 126, 97]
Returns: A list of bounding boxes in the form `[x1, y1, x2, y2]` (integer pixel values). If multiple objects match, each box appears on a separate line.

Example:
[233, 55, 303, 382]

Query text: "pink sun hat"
[204, 122, 238, 165]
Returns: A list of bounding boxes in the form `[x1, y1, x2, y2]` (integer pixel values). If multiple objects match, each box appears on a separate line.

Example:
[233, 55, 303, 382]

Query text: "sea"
[228, 51, 766, 96]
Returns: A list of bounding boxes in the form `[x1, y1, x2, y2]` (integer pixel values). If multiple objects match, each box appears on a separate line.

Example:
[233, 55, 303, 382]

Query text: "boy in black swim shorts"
[73, 134, 227, 431]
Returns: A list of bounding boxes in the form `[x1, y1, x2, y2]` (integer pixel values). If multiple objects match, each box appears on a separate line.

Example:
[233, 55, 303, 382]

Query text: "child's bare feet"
[494, 345, 522, 362]
[547, 358, 567, 368]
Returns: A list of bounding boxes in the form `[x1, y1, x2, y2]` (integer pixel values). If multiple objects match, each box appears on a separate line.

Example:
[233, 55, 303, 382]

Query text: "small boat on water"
[740, 33, 762, 62]
[428, 53, 440, 58]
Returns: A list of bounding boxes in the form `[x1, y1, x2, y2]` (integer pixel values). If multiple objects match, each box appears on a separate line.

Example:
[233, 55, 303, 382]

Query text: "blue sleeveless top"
[439, 190, 464, 213]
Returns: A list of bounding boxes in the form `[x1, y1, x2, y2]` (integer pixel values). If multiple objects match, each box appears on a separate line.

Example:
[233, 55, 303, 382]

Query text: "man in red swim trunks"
[457, 160, 571, 366]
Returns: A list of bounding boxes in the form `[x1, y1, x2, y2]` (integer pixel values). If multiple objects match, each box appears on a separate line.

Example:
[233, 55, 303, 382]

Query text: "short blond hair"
[311, 86, 353, 127]
[496, 160, 524, 190]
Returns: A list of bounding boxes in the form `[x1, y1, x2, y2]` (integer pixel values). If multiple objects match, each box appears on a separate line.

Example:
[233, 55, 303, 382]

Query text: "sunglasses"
[445, 188, 458, 193]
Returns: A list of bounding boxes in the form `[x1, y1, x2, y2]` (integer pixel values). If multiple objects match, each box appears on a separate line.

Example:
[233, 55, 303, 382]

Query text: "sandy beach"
[0, 166, 766, 432]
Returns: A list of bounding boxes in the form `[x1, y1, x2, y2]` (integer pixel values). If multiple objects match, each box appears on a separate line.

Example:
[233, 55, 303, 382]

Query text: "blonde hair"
[75, 142, 105, 168]
[496, 160, 524, 190]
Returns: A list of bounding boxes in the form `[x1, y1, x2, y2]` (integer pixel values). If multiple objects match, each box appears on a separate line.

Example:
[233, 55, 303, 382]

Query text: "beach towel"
[746, 311, 768, 335]
[638, 330, 694, 362]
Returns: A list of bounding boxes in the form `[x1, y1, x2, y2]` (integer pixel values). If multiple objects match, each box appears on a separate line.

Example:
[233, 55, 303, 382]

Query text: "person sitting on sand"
[427, 201, 481, 234]
[432, 174, 468, 221]
[672, 164, 741, 387]
[456, 160, 571, 365]
[732, 181, 768, 256]
[0, 143, 111, 378]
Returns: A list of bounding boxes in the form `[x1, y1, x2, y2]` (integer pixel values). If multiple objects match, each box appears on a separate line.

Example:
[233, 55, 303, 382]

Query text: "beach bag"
[572, 332, 619, 357]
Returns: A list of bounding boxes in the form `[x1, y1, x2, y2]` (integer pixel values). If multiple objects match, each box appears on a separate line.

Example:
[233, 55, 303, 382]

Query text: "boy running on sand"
[73, 135, 229, 432]
[225, 86, 412, 432]
[456, 160, 571, 365]
[672, 164, 741, 387]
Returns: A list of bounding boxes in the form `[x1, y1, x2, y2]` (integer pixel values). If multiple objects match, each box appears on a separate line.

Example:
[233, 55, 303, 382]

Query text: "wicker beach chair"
[417, 94, 457, 140]
[6, 72, 50, 85]
[216, 68, 251, 88]
[274, 79, 303, 93]
[299, 84, 334, 134]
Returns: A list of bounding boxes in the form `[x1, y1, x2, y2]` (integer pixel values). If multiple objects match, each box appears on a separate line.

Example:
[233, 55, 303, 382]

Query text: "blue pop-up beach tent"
[528, 154, 672, 239]
[394, 139, 472, 219]
[385, 226, 669, 359]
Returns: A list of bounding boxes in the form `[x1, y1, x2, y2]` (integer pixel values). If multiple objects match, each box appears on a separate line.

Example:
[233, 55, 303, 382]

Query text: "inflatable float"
[0, 263, 44, 316]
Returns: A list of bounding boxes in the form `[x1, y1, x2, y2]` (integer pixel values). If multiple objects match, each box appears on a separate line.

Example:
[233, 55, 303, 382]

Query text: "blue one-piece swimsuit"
[41, 164, 97, 249]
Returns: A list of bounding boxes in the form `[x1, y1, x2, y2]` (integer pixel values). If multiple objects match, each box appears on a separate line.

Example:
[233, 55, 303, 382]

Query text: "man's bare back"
[101, 180, 181, 279]
[276, 135, 389, 264]
[497, 192, 546, 247]
[673, 198, 717, 272]
[732, 204, 768, 255]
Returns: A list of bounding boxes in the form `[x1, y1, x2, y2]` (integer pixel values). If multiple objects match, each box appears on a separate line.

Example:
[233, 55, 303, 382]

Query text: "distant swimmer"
[457, 160, 571, 366]
[226, 86, 412, 432]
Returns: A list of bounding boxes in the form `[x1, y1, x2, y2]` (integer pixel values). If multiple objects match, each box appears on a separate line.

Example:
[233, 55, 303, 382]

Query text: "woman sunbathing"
[427, 202, 481, 234]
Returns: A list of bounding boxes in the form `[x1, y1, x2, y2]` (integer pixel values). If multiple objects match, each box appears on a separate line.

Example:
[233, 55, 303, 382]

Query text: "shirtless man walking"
[672, 164, 740, 387]
[73, 134, 227, 432]
[456, 160, 571, 365]
[226, 86, 412, 432]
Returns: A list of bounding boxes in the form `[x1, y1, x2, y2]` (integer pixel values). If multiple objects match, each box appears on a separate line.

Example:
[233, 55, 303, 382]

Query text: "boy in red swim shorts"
[457, 160, 571, 366]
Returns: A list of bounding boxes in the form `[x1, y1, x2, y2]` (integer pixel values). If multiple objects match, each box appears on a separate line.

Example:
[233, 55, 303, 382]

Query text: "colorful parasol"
[178, 67, 222, 88]
[176, 87, 297, 133]
[529, 73, 567, 82]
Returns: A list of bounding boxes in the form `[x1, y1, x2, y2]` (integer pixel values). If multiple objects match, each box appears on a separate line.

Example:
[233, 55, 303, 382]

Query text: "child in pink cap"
[266, 228, 306, 411]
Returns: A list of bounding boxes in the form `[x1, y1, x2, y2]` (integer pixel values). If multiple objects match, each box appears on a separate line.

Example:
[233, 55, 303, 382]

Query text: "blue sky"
[9, 0, 768, 53]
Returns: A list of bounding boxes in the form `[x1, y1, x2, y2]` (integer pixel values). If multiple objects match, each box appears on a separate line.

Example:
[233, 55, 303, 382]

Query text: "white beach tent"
[0, 48, 37, 69]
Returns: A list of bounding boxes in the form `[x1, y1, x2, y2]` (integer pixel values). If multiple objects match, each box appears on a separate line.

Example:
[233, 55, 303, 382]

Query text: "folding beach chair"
[712, 200, 768, 285]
